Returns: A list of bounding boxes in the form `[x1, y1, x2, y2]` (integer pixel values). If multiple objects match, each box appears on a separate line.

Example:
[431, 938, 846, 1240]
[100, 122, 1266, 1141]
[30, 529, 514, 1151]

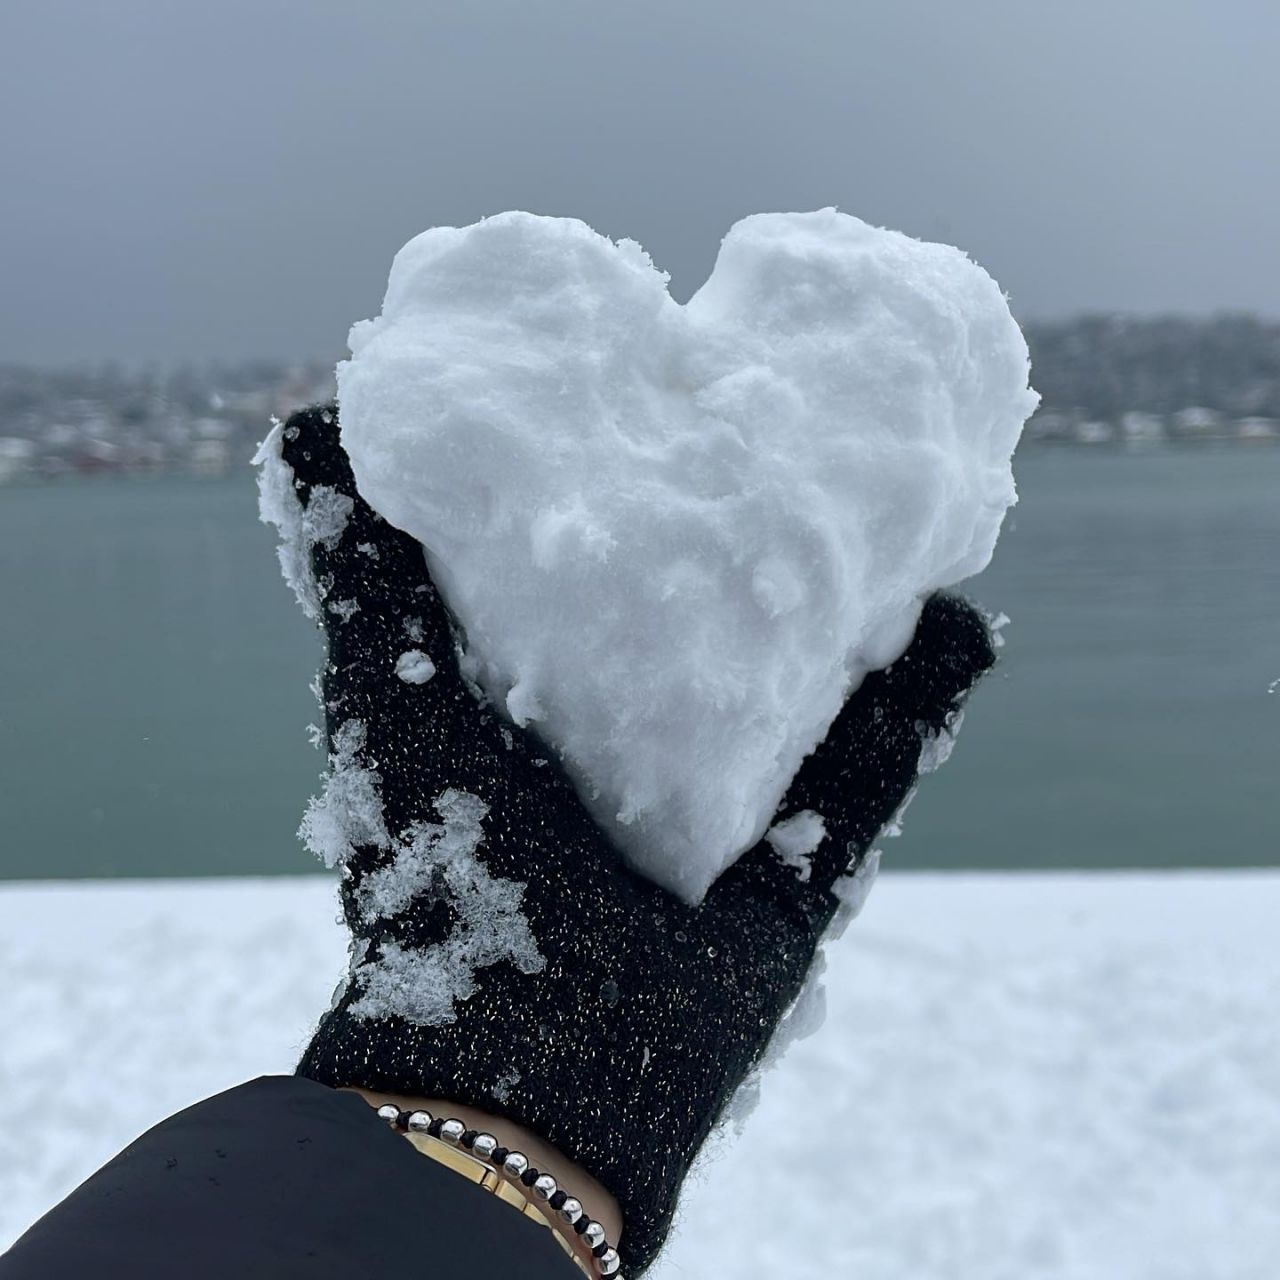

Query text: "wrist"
[343, 1086, 624, 1245]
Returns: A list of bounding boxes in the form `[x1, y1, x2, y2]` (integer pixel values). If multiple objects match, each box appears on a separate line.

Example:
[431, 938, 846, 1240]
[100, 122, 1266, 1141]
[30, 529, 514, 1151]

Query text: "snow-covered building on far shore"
[1170, 406, 1223, 438]
[1120, 411, 1165, 443]
[1237, 416, 1278, 440]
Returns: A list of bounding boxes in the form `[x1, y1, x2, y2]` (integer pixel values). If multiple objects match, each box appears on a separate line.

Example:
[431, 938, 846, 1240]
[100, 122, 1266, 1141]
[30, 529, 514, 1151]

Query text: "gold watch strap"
[404, 1130, 594, 1275]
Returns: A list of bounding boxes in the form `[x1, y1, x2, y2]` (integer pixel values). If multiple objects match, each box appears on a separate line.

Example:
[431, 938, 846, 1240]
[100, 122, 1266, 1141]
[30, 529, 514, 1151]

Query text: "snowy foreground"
[2, 872, 1276, 1278]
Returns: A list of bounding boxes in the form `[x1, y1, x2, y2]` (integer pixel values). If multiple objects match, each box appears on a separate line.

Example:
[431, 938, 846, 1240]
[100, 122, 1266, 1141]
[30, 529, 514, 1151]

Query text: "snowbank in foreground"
[339, 210, 1037, 901]
[2, 872, 1275, 1278]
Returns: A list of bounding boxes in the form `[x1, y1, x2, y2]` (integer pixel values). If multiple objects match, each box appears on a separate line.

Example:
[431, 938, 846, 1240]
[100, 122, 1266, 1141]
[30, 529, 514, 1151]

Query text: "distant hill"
[1024, 314, 1280, 419]
[2, 316, 1278, 479]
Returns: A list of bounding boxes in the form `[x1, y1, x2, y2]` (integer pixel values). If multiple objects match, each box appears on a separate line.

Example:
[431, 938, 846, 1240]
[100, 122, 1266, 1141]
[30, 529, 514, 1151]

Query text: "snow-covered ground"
[2, 872, 1276, 1278]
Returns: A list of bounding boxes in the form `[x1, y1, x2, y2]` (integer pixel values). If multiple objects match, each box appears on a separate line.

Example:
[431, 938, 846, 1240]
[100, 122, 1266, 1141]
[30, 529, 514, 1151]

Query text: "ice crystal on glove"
[917, 710, 966, 775]
[338, 209, 1036, 903]
[298, 720, 389, 869]
[254, 420, 353, 620]
[765, 810, 827, 882]
[394, 650, 436, 684]
[828, 848, 882, 940]
[298, 718, 545, 1025]
[349, 790, 545, 1026]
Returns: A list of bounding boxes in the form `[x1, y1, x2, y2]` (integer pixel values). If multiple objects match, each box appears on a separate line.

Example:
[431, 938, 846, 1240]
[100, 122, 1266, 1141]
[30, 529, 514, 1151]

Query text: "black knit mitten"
[264, 404, 996, 1274]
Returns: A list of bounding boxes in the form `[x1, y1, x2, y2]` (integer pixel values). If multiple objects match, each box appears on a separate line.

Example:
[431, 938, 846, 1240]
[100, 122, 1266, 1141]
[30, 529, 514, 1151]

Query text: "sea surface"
[1, 446, 1276, 879]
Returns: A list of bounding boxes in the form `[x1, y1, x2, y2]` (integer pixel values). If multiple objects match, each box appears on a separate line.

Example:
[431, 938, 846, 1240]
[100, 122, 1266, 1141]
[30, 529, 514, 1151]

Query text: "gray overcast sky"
[1, 0, 1276, 365]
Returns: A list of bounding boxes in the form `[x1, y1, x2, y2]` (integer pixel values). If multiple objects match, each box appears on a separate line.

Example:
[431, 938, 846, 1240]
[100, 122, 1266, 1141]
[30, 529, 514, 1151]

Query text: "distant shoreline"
[3, 313, 1278, 483]
[2, 431, 1277, 491]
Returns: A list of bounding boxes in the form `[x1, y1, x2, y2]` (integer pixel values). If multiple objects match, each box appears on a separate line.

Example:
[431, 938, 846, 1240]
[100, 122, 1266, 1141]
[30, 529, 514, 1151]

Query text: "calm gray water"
[1, 448, 1276, 880]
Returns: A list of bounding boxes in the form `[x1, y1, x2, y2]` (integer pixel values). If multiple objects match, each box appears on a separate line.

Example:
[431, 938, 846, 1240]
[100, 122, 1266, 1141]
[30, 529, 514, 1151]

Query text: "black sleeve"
[0, 1076, 581, 1280]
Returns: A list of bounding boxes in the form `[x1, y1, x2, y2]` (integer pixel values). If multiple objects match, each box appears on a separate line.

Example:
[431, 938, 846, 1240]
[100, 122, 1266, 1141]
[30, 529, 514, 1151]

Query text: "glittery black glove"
[268, 404, 996, 1275]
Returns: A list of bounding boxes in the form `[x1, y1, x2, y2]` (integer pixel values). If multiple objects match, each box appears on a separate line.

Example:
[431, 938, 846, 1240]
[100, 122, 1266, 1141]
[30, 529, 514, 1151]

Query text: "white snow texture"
[298, 720, 388, 869]
[395, 649, 436, 684]
[338, 209, 1038, 903]
[350, 789, 545, 1025]
[765, 809, 827, 882]
[3, 873, 1275, 1280]
[298, 721, 542, 1023]
[253, 418, 353, 620]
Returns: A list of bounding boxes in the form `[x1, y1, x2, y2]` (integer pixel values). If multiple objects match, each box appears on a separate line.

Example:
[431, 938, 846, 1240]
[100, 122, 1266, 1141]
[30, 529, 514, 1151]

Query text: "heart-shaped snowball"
[338, 209, 1037, 904]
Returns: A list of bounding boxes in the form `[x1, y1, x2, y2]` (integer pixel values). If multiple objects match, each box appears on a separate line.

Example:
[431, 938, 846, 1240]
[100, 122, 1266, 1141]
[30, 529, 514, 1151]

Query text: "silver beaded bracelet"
[375, 1103, 624, 1279]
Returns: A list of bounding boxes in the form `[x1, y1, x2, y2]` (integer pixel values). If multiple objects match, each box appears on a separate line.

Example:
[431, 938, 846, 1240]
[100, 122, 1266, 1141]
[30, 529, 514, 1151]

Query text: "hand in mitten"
[258, 403, 997, 1275]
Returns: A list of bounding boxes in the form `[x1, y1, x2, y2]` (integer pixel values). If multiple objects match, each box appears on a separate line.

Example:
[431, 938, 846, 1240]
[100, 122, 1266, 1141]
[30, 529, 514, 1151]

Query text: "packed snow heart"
[336, 209, 1038, 903]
